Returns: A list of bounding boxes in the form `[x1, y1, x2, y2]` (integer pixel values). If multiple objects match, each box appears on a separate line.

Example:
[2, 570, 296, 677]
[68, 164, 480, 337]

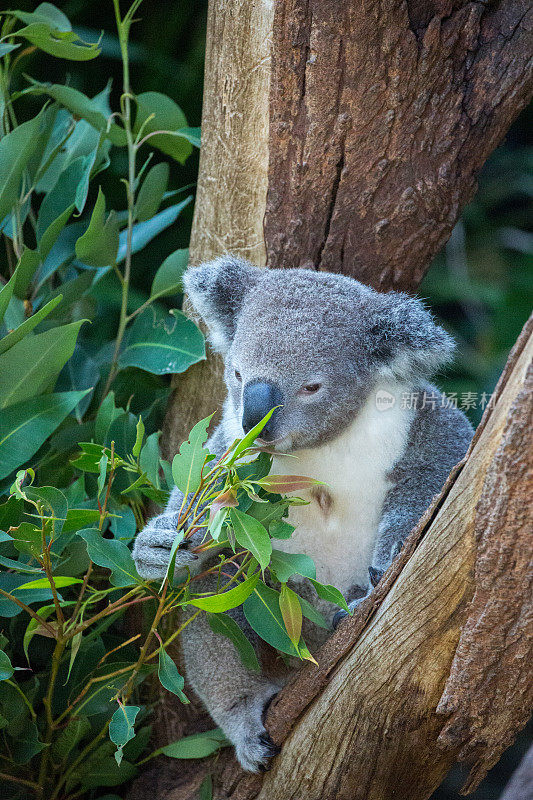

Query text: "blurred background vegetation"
[6, 1, 532, 797]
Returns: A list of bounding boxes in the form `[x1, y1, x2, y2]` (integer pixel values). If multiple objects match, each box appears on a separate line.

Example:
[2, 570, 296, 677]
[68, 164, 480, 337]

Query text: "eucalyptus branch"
[0, 587, 56, 635]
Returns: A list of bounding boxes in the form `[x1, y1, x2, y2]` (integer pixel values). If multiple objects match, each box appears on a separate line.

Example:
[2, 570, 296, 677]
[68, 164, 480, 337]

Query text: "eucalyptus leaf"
[229, 509, 272, 571]
[79, 528, 142, 587]
[75, 188, 119, 268]
[158, 647, 188, 702]
[188, 573, 259, 613]
[0, 110, 44, 223]
[0, 319, 86, 409]
[151, 248, 188, 299]
[0, 390, 89, 480]
[171, 414, 211, 495]
[134, 163, 169, 222]
[133, 92, 192, 163]
[119, 307, 205, 375]
[0, 650, 14, 681]
[207, 612, 260, 672]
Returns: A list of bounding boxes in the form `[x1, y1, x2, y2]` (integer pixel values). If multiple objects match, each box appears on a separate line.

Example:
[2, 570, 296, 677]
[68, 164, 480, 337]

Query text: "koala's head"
[184, 256, 454, 451]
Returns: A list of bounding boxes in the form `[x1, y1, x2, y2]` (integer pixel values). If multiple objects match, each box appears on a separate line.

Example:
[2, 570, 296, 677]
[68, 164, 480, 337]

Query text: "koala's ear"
[366, 291, 455, 380]
[183, 256, 259, 353]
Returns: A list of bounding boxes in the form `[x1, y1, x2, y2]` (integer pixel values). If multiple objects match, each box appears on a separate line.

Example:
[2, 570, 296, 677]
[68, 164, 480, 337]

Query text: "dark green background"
[8, 1, 532, 797]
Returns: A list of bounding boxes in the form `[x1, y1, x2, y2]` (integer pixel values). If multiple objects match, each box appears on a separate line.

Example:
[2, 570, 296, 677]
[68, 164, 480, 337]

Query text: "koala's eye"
[300, 382, 322, 395]
[234, 369, 242, 381]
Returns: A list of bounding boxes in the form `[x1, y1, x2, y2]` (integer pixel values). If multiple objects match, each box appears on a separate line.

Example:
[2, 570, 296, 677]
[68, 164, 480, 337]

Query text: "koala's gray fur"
[133, 256, 473, 772]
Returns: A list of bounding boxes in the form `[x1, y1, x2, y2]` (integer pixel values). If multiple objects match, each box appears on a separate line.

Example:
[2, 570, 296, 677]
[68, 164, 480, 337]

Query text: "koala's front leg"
[133, 486, 215, 580]
[180, 577, 284, 773]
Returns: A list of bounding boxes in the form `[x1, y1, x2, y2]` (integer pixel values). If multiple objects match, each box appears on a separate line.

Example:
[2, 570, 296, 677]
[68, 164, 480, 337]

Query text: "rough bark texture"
[265, 0, 533, 290]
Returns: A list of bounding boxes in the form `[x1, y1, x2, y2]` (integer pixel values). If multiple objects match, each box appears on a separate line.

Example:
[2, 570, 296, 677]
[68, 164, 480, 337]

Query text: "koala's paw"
[224, 686, 281, 773]
[132, 512, 198, 580]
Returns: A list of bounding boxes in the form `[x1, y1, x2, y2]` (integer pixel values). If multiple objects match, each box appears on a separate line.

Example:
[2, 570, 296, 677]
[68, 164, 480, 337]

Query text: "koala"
[133, 256, 473, 772]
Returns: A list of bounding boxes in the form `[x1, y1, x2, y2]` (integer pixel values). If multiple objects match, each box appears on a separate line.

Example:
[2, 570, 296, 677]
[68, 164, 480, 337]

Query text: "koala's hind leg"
[180, 576, 285, 773]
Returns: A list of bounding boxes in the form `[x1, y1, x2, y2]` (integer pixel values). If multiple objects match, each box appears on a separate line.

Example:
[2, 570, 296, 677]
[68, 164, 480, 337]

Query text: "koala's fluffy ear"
[367, 291, 455, 380]
[183, 256, 259, 354]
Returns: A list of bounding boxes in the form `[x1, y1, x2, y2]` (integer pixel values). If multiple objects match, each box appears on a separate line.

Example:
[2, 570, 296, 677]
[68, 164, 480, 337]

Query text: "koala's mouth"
[256, 435, 294, 454]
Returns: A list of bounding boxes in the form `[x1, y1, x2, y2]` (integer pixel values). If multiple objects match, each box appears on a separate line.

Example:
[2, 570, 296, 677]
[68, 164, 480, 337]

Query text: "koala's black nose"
[242, 381, 283, 438]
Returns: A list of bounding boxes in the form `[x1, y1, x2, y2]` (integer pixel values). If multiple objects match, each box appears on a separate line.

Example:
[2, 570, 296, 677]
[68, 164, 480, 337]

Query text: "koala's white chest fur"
[271, 384, 414, 593]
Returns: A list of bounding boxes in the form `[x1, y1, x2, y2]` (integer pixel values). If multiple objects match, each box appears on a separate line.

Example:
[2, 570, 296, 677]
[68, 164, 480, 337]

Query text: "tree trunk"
[147, 0, 533, 796]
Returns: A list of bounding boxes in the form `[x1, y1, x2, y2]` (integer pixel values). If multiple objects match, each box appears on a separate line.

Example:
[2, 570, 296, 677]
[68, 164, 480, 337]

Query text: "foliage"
[0, 404, 348, 798]
[0, 0, 204, 494]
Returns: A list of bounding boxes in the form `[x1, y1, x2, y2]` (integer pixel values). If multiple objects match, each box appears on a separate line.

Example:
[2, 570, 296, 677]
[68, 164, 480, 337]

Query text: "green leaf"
[80, 757, 136, 788]
[79, 528, 142, 587]
[199, 775, 212, 800]
[37, 158, 87, 237]
[176, 127, 201, 148]
[229, 409, 277, 464]
[116, 198, 192, 262]
[269, 550, 316, 583]
[26, 79, 126, 146]
[12, 247, 40, 299]
[39, 204, 74, 260]
[23, 603, 55, 662]
[0, 650, 14, 681]
[139, 432, 161, 486]
[229, 509, 272, 570]
[75, 188, 119, 268]
[62, 508, 101, 533]
[0, 295, 62, 355]
[26, 485, 68, 535]
[207, 612, 260, 672]
[309, 578, 350, 613]
[158, 647, 189, 702]
[109, 704, 140, 766]
[95, 391, 121, 442]
[160, 729, 228, 759]
[119, 307, 205, 375]
[52, 715, 90, 760]
[16, 576, 82, 590]
[0, 43, 20, 57]
[97, 453, 109, 498]
[134, 163, 169, 222]
[298, 594, 330, 629]
[269, 521, 295, 540]
[14, 22, 100, 61]
[0, 270, 16, 324]
[66, 630, 82, 683]
[256, 475, 323, 494]
[279, 584, 302, 647]
[243, 581, 299, 656]
[188, 573, 259, 613]
[171, 415, 211, 495]
[0, 390, 89, 480]
[151, 248, 188, 299]
[0, 111, 44, 222]
[134, 92, 192, 163]
[132, 417, 145, 459]
[0, 319, 86, 409]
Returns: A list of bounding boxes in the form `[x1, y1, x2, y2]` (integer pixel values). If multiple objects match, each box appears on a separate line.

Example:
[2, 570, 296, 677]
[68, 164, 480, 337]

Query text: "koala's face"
[184, 258, 454, 452]
[225, 275, 375, 450]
